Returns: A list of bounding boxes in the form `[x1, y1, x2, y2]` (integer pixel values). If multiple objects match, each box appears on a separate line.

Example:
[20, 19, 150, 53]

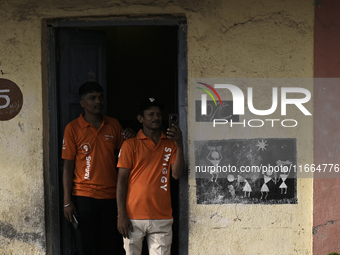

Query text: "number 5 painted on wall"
[0, 89, 10, 109]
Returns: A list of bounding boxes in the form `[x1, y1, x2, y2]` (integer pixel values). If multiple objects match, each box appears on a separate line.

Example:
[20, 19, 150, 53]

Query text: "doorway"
[45, 16, 188, 255]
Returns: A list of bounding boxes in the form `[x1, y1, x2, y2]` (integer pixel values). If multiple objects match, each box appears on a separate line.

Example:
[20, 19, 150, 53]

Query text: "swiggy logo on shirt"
[160, 147, 172, 191]
[84, 156, 91, 180]
[62, 138, 67, 150]
[80, 143, 92, 154]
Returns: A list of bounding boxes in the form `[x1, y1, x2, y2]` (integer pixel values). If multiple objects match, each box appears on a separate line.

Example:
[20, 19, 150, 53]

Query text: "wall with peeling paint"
[0, 0, 314, 254]
[0, 6, 46, 253]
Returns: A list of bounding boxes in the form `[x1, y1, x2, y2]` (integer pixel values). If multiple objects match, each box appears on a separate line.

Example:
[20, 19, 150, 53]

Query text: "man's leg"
[123, 220, 147, 255]
[146, 219, 173, 255]
[73, 196, 97, 255]
[96, 199, 123, 254]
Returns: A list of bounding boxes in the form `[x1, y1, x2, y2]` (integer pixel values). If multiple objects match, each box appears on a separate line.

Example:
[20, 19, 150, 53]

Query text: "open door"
[57, 28, 106, 254]
[48, 18, 188, 255]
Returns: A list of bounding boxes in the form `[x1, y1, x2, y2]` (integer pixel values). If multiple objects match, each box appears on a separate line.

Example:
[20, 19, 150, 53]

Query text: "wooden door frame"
[43, 15, 188, 255]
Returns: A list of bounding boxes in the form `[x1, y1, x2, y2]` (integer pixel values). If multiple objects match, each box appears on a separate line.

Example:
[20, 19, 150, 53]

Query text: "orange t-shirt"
[117, 130, 177, 220]
[62, 114, 124, 199]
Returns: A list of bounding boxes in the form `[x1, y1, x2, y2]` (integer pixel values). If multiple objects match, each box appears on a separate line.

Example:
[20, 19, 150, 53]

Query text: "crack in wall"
[222, 11, 308, 34]
[313, 218, 340, 235]
[223, 16, 258, 33]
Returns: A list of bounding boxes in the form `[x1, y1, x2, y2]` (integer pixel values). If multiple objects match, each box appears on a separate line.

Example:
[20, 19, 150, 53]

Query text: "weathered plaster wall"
[0, 0, 314, 254]
[0, 14, 45, 255]
[188, 1, 314, 254]
[314, 0, 340, 254]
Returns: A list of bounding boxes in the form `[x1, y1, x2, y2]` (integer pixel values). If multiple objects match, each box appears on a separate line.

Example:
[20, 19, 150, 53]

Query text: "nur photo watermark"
[195, 78, 312, 128]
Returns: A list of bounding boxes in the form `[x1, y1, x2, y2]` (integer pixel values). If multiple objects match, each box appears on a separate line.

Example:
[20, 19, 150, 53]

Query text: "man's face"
[80, 91, 105, 115]
[139, 106, 162, 130]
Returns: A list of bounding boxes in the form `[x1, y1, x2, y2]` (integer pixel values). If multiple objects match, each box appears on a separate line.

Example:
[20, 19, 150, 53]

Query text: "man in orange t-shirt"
[62, 82, 134, 255]
[117, 98, 184, 255]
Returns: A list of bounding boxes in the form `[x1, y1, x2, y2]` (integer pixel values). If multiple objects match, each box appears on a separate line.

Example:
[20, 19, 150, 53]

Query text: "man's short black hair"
[79, 82, 103, 99]
[138, 97, 164, 116]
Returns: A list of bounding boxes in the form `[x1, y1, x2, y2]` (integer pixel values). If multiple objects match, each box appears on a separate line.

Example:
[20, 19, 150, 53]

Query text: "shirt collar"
[137, 129, 167, 139]
[78, 113, 107, 128]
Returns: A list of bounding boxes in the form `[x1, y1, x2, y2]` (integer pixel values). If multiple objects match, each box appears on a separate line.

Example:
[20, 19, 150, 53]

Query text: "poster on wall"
[195, 138, 297, 204]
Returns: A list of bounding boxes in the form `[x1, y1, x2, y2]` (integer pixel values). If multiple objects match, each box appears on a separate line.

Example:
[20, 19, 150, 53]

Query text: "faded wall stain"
[0, 222, 43, 245]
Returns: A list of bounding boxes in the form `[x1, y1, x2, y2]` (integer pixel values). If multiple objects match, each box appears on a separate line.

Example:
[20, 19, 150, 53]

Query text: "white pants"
[123, 219, 173, 255]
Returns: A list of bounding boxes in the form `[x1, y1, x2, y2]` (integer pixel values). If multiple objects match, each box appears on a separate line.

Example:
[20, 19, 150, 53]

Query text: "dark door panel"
[57, 27, 106, 254]
[58, 28, 107, 133]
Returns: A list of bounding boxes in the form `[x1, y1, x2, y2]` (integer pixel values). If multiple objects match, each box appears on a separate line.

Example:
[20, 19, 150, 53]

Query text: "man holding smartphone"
[117, 98, 184, 255]
[62, 82, 134, 255]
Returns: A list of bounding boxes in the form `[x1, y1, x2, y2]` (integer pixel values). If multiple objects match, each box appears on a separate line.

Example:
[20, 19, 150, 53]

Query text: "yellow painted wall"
[188, 1, 313, 254]
[0, 0, 314, 254]
[0, 12, 45, 255]
[189, 78, 313, 255]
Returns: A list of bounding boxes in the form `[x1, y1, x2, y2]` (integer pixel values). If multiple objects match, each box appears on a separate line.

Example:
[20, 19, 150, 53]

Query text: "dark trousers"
[73, 196, 124, 255]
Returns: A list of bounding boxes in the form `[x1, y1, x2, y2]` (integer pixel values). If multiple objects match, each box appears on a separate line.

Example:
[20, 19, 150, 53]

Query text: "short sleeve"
[62, 123, 77, 160]
[170, 145, 177, 165]
[117, 140, 135, 170]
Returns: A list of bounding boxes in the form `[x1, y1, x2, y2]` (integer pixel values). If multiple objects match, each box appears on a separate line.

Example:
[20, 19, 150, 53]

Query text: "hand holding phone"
[167, 113, 183, 147]
[169, 114, 179, 129]
[168, 114, 179, 138]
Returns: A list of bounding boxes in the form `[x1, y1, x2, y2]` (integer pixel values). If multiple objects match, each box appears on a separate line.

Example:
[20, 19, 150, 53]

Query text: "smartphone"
[169, 113, 179, 128]
[168, 114, 179, 138]
[72, 214, 79, 230]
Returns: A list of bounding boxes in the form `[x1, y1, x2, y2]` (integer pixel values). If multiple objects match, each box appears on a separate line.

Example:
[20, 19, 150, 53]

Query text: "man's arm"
[167, 124, 185, 180]
[117, 168, 133, 238]
[63, 159, 77, 222]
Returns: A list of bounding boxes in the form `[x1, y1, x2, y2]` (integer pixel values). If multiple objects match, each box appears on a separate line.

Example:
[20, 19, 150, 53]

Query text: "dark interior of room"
[103, 26, 178, 132]
[76, 25, 179, 255]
